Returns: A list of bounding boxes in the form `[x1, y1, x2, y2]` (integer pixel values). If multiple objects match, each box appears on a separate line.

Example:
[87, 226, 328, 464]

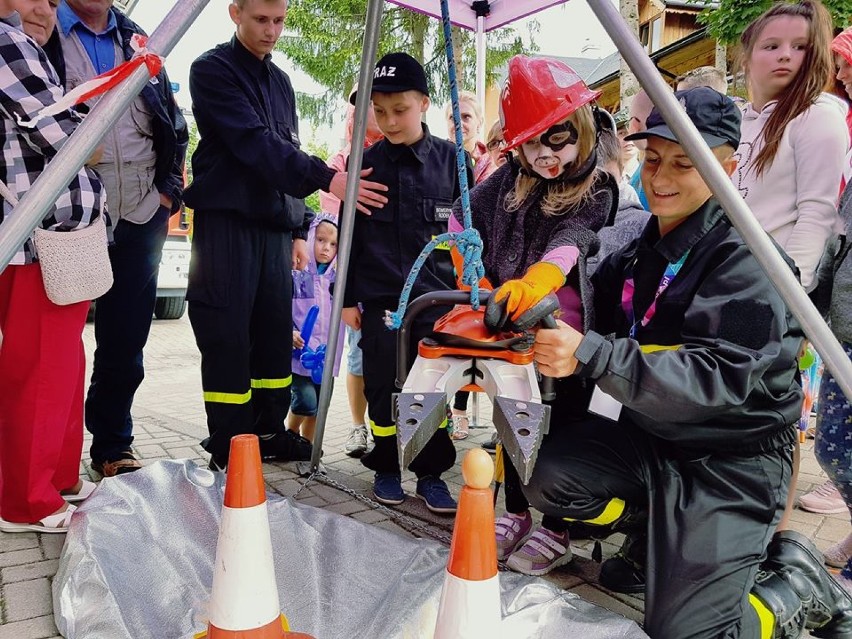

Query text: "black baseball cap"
[625, 87, 741, 149]
[349, 52, 430, 105]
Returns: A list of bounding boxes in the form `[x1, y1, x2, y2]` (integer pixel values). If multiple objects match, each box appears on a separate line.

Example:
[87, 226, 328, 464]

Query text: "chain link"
[293, 470, 455, 546]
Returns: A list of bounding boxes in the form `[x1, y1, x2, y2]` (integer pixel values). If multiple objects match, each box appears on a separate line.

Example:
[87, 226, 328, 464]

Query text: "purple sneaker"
[506, 527, 572, 576]
[495, 511, 533, 561]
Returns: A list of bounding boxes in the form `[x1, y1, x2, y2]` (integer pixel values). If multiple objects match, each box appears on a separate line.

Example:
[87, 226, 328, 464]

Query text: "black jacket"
[46, 8, 188, 213]
[575, 199, 804, 454]
[344, 125, 470, 307]
[184, 37, 334, 233]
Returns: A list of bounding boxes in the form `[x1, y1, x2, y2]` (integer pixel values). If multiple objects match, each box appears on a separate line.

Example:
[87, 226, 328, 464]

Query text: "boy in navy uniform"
[342, 52, 471, 513]
[527, 87, 852, 638]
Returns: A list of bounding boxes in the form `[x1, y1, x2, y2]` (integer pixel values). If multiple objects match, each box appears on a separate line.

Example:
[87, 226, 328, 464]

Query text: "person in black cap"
[341, 52, 472, 513]
[520, 86, 852, 638]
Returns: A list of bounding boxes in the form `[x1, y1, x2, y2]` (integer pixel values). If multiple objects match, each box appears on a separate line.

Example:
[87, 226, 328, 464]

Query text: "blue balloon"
[294, 305, 320, 359]
[301, 344, 327, 385]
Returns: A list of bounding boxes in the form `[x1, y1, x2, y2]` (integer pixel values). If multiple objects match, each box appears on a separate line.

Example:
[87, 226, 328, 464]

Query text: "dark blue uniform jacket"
[343, 125, 471, 307]
[184, 36, 334, 234]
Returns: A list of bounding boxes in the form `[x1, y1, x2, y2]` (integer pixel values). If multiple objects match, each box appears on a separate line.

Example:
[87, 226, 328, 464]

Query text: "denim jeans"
[290, 373, 320, 417]
[85, 206, 169, 462]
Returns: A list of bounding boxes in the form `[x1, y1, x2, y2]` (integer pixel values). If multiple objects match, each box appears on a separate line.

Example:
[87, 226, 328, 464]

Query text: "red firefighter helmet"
[500, 55, 601, 152]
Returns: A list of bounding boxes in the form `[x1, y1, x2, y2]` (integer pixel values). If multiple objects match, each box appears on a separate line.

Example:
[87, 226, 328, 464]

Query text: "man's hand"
[329, 167, 388, 215]
[292, 238, 309, 270]
[534, 319, 584, 378]
[159, 193, 173, 211]
[293, 329, 305, 350]
[342, 306, 362, 330]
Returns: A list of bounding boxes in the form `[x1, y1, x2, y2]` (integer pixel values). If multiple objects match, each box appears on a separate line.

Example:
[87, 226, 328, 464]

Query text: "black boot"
[258, 430, 313, 462]
[599, 530, 647, 594]
[761, 530, 852, 638]
[750, 570, 809, 639]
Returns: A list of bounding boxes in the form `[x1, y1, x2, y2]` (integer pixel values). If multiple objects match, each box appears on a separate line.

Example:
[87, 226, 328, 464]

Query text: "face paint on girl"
[520, 119, 580, 179]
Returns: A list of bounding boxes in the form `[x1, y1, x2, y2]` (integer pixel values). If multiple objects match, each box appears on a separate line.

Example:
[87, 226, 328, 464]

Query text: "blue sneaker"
[373, 472, 405, 505]
[416, 476, 457, 514]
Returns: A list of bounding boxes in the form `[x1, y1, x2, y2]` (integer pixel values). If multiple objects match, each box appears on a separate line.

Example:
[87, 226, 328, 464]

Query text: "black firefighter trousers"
[187, 209, 294, 463]
[358, 303, 456, 478]
[522, 416, 792, 639]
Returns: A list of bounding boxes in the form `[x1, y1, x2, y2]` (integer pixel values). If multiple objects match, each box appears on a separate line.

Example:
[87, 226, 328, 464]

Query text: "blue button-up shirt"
[57, 1, 116, 73]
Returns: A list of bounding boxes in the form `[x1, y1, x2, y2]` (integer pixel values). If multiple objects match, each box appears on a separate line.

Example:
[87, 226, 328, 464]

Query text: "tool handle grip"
[539, 315, 557, 401]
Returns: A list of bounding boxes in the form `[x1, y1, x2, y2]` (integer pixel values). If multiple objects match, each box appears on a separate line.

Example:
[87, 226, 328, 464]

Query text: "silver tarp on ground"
[53, 460, 647, 638]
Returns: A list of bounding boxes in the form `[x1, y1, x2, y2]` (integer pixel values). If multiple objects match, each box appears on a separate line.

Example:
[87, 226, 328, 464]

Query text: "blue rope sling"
[383, 0, 485, 330]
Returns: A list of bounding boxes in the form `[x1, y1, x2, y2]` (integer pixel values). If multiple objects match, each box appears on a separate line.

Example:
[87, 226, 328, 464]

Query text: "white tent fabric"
[383, 1, 571, 116]
[385, 0, 570, 32]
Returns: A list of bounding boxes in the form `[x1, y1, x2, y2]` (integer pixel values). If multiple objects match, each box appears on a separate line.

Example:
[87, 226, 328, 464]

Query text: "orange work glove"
[485, 262, 564, 330]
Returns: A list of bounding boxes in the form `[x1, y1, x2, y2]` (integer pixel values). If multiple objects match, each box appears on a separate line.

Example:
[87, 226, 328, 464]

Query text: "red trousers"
[0, 263, 89, 523]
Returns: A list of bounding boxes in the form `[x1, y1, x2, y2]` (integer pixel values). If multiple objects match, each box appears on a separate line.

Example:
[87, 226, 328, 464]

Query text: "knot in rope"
[455, 227, 485, 293]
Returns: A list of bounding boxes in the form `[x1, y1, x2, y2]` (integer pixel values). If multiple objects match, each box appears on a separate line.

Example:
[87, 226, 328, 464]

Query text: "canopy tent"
[384, 0, 570, 109]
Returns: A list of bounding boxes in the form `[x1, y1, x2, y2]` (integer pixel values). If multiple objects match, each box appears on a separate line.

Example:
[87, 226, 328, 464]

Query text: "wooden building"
[589, 0, 727, 112]
[484, 0, 728, 125]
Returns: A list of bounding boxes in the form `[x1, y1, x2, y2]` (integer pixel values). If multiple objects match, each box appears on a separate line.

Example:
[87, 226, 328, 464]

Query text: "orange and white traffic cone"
[434, 449, 502, 638]
[196, 434, 315, 639]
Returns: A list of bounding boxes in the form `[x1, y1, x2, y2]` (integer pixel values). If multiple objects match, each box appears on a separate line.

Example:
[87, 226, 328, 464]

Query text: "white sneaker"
[344, 424, 368, 457]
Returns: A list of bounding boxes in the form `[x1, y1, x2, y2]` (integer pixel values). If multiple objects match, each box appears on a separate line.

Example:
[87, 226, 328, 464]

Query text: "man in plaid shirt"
[0, 0, 106, 531]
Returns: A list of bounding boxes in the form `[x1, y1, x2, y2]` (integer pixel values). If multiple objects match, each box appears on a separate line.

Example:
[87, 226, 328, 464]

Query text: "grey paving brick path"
[0, 316, 844, 637]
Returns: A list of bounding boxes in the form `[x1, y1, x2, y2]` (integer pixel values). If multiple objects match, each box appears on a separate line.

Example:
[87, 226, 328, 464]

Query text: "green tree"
[304, 139, 331, 213]
[698, 0, 852, 45]
[277, 1, 531, 127]
[184, 117, 199, 183]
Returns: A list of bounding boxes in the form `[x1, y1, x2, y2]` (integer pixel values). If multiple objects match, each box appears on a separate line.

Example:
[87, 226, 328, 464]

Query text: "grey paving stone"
[308, 484, 352, 506]
[351, 509, 390, 525]
[818, 516, 852, 539]
[267, 479, 305, 497]
[295, 496, 328, 509]
[325, 501, 370, 517]
[39, 536, 66, 562]
[0, 615, 59, 639]
[133, 444, 168, 457]
[1, 559, 59, 584]
[0, 535, 38, 553]
[0, 549, 42, 569]
[3, 577, 53, 622]
[163, 447, 198, 460]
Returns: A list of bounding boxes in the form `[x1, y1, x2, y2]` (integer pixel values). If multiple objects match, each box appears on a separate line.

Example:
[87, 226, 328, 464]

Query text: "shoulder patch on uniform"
[718, 299, 773, 350]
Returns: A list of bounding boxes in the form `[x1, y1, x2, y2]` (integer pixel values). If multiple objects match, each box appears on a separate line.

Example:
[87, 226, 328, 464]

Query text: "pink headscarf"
[831, 27, 852, 139]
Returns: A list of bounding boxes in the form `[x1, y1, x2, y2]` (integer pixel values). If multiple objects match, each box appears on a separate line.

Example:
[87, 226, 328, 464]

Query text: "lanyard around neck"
[621, 250, 690, 339]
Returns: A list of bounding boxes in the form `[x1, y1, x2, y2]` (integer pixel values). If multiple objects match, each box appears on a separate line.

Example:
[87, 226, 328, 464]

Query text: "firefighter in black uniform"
[527, 88, 852, 638]
[342, 52, 472, 513]
[184, 0, 386, 470]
